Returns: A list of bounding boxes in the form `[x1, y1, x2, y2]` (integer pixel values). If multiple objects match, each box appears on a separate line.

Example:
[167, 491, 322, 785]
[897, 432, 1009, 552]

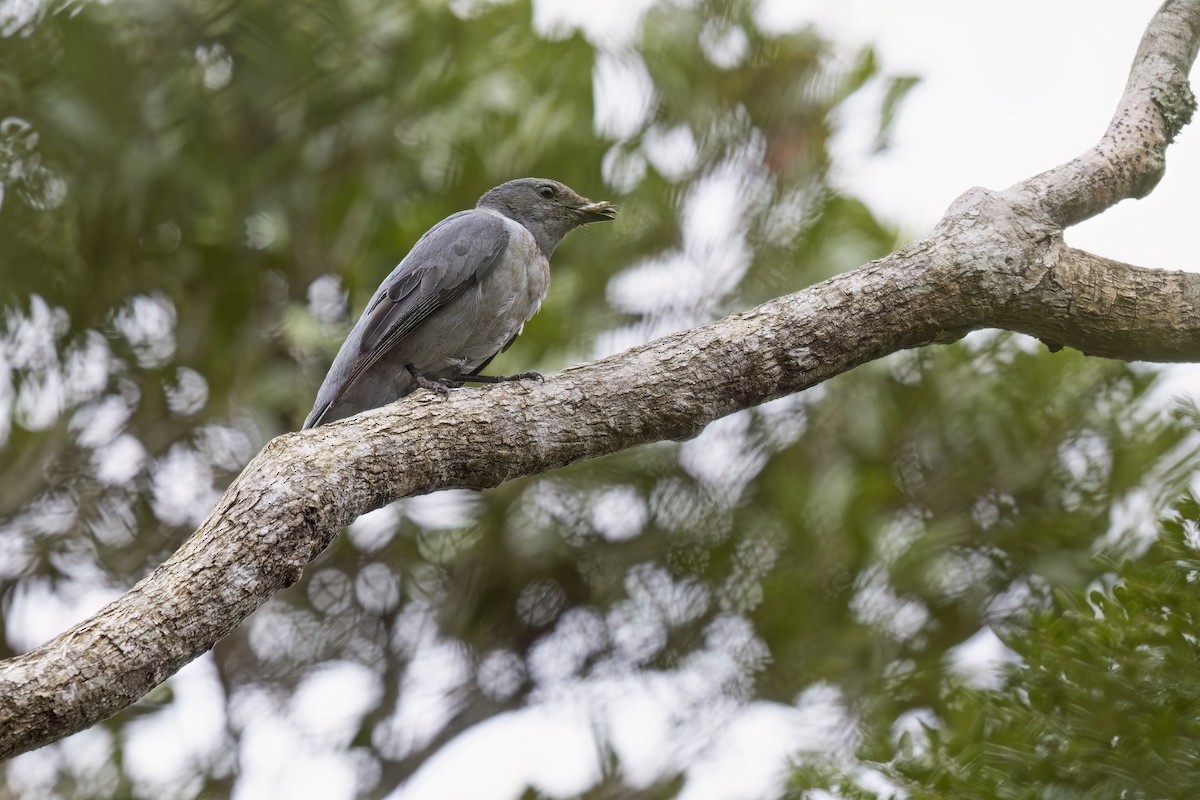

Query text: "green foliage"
[866, 497, 1200, 800]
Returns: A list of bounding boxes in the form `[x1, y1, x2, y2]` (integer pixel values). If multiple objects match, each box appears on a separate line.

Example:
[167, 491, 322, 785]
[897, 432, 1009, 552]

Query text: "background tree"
[2, 0, 1199, 798]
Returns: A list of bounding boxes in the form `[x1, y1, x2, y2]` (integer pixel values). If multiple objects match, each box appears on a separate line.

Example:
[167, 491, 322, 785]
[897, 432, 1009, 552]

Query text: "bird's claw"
[408, 367, 452, 396]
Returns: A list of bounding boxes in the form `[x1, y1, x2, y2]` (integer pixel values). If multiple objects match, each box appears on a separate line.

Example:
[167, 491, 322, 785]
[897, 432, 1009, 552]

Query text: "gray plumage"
[303, 178, 616, 429]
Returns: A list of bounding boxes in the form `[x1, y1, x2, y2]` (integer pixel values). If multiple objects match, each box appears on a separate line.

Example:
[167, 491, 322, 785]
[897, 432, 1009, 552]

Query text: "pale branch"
[1018, 0, 1200, 227]
[2, 0, 1199, 763]
[1001, 244, 1200, 361]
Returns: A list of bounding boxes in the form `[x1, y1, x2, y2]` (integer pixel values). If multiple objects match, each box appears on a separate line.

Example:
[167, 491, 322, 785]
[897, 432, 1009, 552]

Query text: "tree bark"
[2, 0, 1199, 763]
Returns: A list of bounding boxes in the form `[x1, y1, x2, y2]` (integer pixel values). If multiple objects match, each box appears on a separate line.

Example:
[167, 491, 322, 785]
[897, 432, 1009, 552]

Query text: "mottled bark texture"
[2, 0, 1200, 762]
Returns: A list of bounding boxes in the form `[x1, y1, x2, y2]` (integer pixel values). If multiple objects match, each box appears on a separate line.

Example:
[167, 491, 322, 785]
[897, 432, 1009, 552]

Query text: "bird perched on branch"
[303, 178, 617, 429]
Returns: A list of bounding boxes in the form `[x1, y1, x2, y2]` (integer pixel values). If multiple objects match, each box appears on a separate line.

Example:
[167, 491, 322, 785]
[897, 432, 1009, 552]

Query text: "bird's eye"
[538, 185, 557, 199]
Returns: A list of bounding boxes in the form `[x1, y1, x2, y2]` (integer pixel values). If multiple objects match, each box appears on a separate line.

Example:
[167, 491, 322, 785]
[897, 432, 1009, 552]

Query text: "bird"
[302, 178, 617, 429]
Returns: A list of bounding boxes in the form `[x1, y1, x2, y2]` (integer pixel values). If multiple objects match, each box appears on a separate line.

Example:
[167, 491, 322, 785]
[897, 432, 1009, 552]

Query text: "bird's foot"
[407, 366, 453, 396]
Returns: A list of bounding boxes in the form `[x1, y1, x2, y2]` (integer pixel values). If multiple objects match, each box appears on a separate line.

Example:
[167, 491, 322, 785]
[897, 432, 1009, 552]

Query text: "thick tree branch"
[2, 0, 1199, 762]
[1001, 244, 1200, 360]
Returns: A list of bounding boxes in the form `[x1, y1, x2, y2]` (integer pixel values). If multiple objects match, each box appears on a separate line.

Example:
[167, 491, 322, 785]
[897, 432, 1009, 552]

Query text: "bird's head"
[478, 178, 617, 256]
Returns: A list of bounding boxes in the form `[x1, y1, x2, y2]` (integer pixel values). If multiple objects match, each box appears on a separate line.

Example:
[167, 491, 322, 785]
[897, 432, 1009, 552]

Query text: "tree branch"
[1001, 244, 1200, 360]
[2, 0, 1199, 762]
[1018, 0, 1199, 227]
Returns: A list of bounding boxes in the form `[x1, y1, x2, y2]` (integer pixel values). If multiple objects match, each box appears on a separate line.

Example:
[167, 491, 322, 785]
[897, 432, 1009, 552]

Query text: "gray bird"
[303, 178, 617, 429]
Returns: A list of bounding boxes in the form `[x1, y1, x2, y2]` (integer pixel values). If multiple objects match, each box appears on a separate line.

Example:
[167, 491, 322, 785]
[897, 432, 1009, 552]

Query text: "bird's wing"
[358, 211, 509, 356]
[306, 210, 510, 427]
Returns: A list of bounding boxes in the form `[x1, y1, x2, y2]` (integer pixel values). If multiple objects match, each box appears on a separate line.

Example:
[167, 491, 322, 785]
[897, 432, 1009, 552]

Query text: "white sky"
[783, 0, 1200, 272]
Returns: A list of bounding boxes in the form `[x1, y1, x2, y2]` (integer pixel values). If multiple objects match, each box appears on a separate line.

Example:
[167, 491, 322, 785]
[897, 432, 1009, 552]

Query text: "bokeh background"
[3, 1, 1200, 798]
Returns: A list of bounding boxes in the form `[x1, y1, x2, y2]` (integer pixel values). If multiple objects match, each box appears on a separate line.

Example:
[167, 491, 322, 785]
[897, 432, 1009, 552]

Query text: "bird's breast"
[472, 221, 550, 346]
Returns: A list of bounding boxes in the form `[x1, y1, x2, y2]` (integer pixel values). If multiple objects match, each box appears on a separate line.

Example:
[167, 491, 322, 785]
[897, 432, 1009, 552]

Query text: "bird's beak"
[573, 200, 618, 223]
